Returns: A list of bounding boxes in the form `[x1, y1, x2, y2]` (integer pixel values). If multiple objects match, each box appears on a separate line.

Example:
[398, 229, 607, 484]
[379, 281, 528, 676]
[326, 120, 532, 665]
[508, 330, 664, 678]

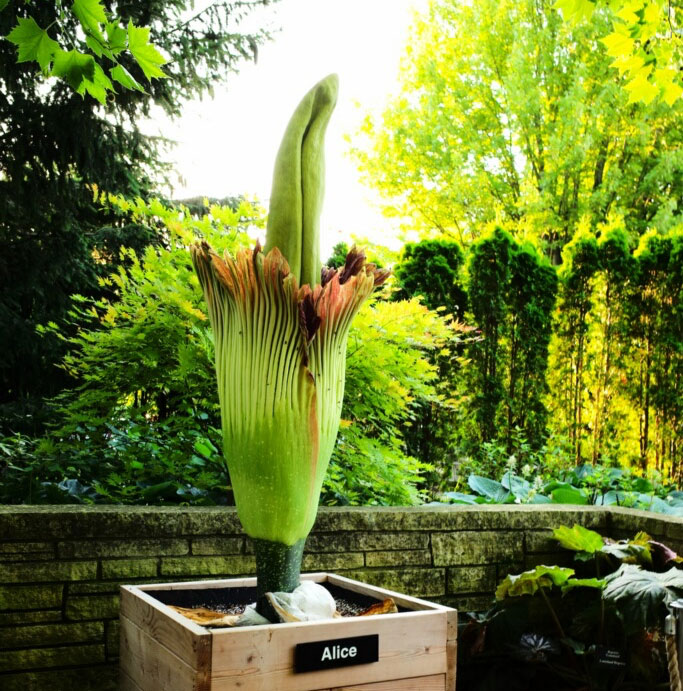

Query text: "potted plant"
[458, 524, 683, 691]
[119, 75, 457, 691]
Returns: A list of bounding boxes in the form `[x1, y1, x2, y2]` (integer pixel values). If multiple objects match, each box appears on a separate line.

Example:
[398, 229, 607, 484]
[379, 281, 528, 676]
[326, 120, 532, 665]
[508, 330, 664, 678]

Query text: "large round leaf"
[604, 564, 683, 631]
[553, 524, 603, 553]
[496, 565, 575, 600]
[442, 491, 479, 505]
[551, 486, 588, 505]
[468, 474, 512, 503]
[501, 473, 531, 500]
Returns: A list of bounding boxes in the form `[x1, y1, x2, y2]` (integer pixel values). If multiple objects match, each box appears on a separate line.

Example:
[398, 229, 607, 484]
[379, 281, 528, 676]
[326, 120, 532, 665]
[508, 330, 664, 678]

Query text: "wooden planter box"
[120, 572, 457, 691]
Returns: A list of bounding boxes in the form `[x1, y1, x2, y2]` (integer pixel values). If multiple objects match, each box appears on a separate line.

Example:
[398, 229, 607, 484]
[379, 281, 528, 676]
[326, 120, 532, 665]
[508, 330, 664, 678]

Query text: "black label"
[596, 646, 626, 669]
[295, 634, 379, 673]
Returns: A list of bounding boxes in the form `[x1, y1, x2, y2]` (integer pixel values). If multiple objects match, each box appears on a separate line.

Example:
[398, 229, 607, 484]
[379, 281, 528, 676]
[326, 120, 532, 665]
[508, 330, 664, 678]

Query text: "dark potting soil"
[148, 582, 404, 619]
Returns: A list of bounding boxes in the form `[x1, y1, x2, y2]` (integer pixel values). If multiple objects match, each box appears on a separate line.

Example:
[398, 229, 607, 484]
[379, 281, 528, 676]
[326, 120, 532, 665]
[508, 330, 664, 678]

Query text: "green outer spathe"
[191, 244, 376, 546]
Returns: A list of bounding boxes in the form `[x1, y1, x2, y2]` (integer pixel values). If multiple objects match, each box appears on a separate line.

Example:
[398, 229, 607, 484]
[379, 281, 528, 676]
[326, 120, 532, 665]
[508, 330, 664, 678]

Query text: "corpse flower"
[191, 74, 388, 621]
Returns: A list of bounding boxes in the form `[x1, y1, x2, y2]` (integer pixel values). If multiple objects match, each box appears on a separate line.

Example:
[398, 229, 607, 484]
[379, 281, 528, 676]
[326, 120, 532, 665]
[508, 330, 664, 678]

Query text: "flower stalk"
[191, 75, 388, 620]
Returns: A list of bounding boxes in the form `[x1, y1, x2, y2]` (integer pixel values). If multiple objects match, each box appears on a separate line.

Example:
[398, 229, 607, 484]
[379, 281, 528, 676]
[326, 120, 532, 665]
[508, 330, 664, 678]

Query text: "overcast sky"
[146, 0, 429, 257]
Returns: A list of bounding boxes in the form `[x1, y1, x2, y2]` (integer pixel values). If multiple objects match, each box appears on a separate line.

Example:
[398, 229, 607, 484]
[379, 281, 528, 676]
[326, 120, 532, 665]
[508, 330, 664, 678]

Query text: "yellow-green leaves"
[72, 0, 107, 39]
[623, 67, 660, 104]
[554, 0, 683, 105]
[553, 524, 604, 553]
[496, 564, 605, 599]
[7, 17, 60, 71]
[553, 0, 595, 23]
[3, 3, 167, 103]
[127, 21, 167, 81]
[265, 74, 339, 288]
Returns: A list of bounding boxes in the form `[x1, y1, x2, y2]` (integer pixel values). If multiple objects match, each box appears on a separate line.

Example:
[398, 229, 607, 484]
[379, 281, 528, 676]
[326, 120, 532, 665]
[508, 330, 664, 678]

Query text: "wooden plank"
[120, 586, 211, 670]
[136, 576, 259, 591]
[210, 608, 448, 691]
[333, 674, 446, 690]
[120, 669, 145, 691]
[136, 573, 328, 593]
[445, 610, 458, 691]
[120, 614, 210, 691]
[326, 574, 449, 612]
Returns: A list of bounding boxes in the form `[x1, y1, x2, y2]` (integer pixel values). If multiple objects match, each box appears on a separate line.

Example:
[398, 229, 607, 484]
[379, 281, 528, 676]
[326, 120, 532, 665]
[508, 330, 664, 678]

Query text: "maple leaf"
[127, 21, 167, 81]
[602, 30, 636, 58]
[51, 49, 96, 91]
[110, 64, 145, 92]
[655, 68, 683, 105]
[105, 22, 127, 55]
[78, 62, 114, 104]
[616, 6, 640, 24]
[553, 0, 595, 24]
[612, 52, 645, 76]
[72, 0, 107, 40]
[642, 2, 660, 25]
[0, 0, 9, 11]
[7, 17, 60, 71]
[625, 68, 659, 104]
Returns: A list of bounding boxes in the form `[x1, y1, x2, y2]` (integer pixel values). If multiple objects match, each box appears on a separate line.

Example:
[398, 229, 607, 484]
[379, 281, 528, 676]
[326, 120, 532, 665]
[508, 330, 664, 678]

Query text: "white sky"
[146, 0, 428, 258]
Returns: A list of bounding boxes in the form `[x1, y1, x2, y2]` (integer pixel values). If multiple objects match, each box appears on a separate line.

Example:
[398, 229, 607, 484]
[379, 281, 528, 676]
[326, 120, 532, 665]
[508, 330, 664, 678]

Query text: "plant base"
[252, 537, 305, 621]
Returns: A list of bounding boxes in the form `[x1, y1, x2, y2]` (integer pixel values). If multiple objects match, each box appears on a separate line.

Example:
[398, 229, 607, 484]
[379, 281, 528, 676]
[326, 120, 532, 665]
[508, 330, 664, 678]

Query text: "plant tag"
[295, 634, 379, 673]
[596, 646, 626, 669]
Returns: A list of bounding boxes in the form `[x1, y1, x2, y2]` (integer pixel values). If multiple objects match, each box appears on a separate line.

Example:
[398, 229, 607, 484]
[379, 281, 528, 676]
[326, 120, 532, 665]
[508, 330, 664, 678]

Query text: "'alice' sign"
[295, 634, 379, 673]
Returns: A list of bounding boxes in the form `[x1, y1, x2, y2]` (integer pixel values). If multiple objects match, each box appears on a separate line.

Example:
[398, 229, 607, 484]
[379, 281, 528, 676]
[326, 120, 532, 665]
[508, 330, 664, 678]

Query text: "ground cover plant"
[457, 524, 683, 690]
[439, 463, 683, 517]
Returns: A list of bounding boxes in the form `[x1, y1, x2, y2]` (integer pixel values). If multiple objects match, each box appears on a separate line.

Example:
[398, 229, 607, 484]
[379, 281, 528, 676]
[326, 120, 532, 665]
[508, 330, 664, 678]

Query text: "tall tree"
[466, 228, 557, 452]
[467, 228, 513, 444]
[352, 0, 683, 249]
[0, 1, 276, 430]
[393, 239, 467, 318]
[551, 230, 600, 463]
[589, 226, 635, 463]
[627, 230, 683, 475]
[390, 239, 470, 488]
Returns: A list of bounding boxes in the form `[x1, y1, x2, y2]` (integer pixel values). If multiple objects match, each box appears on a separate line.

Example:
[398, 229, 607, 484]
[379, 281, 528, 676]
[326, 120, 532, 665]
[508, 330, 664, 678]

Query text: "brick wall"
[0, 504, 681, 690]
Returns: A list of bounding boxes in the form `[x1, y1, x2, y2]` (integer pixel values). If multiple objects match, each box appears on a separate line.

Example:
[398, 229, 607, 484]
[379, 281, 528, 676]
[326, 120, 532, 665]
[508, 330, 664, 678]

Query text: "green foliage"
[0, 0, 276, 433]
[466, 228, 514, 442]
[459, 526, 680, 689]
[603, 563, 683, 631]
[353, 0, 683, 246]
[393, 239, 467, 318]
[0, 196, 259, 504]
[389, 238, 473, 491]
[349, 0, 682, 487]
[495, 565, 603, 599]
[1, 195, 457, 507]
[322, 297, 461, 506]
[553, 524, 605, 554]
[555, 0, 683, 105]
[467, 475, 513, 503]
[439, 464, 683, 515]
[325, 242, 350, 269]
[465, 228, 557, 451]
[4, 1, 166, 101]
[549, 225, 683, 480]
